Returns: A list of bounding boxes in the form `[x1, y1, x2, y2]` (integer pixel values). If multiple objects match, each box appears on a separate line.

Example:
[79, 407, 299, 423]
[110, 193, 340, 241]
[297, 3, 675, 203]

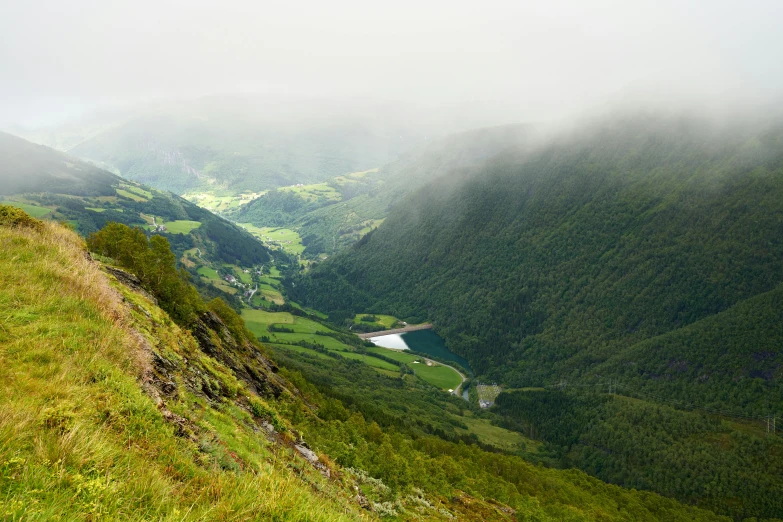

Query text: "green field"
[116, 189, 147, 202]
[454, 415, 541, 454]
[353, 313, 400, 329]
[0, 201, 52, 218]
[270, 344, 399, 372]
[240, 309, 295, 338]
[366, 347, 462, 390]
[279, 182, 341, 203]
[240, 224, 305, 256]
[414, 364, 462, 390]
[258, 283, 284, 305]
[197, 266, 219, 280]
[266, 343, 332, 360]
[162, 220, 201, 234]
[119, 184, 153, 199]
[85, 207, 107, 212]
[183, 191, 264, 214]
[332, 351, 399, 371]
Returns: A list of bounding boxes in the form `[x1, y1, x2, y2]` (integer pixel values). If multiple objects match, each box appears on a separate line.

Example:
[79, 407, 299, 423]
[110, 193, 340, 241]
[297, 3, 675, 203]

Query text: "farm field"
[0, 200, 52, 218]
[257, 283, 284, 305]
[278, 182, 341, 203]
[197, 266, 219, 280]
[240, 309, 295, 338]
[116, 188, 147, 202]
[353, 313, 400, 330]
[240, 224, 305, 256]
[366, 347, 462, 391]
[119, 183, 152, 199]
[161, 220, 201, 234]
[182, 191, 264, 214]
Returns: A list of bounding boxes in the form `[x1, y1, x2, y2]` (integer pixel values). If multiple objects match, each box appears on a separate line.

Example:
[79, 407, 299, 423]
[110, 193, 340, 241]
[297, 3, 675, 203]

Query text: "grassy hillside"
[0, 131, 273, 308]
[0, 209, 366, 521]
[0, 207, 734, 521]
[294, 115, 783, 415]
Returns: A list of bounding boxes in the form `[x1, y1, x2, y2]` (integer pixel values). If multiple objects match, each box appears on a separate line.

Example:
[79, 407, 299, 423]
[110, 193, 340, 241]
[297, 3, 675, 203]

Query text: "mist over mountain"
[3, 1, 783, 520]
[294, 112, 783, 408]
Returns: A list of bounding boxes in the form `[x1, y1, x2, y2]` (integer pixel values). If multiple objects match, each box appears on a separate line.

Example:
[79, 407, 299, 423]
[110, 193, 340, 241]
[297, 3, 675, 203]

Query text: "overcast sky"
[1, 0, 782, 127]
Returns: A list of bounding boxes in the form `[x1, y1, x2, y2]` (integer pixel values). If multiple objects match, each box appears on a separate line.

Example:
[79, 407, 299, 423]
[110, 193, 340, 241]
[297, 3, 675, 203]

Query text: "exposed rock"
[104, 265, 158, 305]
[295, 444, 331, 479]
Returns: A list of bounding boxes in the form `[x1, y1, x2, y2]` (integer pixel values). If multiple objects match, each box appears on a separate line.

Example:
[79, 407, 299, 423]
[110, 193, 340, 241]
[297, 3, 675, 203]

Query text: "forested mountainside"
[28, 97, 422, 194]
[234, 124, 537, 257]
[293, 115, 783, 415]
[0, 206, 733, 521]
[0, 130, 270, 270]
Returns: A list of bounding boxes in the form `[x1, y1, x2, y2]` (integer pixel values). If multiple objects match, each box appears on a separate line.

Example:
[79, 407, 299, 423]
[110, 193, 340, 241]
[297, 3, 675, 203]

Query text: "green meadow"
[162, 220, 201, 234]
[0, 200, 52, 218]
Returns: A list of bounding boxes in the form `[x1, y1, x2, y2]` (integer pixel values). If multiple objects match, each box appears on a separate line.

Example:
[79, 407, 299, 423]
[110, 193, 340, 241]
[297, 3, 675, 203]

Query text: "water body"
[370, 329, 473, 376]
[368, 333, 408, 350]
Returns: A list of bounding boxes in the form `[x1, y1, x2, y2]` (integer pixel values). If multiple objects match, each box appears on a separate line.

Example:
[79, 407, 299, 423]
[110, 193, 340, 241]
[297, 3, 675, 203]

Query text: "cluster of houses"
[222, 269, 259, 301]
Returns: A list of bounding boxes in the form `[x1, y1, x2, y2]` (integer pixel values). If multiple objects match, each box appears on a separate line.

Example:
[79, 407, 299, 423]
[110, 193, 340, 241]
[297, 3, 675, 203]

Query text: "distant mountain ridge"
[20, 98, 425, 194]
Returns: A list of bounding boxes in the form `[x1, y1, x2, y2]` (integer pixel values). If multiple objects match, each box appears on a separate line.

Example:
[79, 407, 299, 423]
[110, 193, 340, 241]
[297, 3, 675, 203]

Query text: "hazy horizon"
[2, 0, 782, 129]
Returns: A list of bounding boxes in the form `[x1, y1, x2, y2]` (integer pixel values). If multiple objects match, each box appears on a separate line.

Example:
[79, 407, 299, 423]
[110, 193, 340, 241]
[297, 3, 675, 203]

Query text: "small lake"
[370, 329, 473, 376]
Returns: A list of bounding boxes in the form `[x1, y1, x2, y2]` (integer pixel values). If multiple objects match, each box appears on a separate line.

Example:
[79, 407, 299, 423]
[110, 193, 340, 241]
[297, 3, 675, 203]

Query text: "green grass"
[337, 352, 399, 371]
[0, 220, 364, 522]
[269, 333, 351, 351]
[455, 415, 541, 454]
[279, 182, 341, 203]
[240, 309, 295, 338]
[85, 207, 107, 212]
[258, 284, 285, 305]
[267, 344, 333, 360]
[119, 183, 153, 199]
[161, 220, 201, 234]
[240, 224, 305, 256]
[0, 201, 52, 218]
[366, 347, 419, 364]
[353, 313, 400, 329]
[366, 347, 462, 390]
[182, 191, 264, 214]
[411, 364, 462, 390]
[116, 189, 147, 202]
[196, 266, 219, 280]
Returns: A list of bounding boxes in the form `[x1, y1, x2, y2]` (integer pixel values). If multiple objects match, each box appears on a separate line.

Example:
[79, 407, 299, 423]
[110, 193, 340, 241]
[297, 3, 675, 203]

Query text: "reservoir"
[369, 329, 473, 376]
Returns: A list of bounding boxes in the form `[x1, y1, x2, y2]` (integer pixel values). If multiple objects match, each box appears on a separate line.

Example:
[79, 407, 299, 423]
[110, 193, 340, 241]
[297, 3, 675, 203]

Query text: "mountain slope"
[294, 115, 783, 414]
[0, 131, 273, 308]
[0, 207, 734, 521]
[0, 208, 364, 521]
[234, 124, 537, 257]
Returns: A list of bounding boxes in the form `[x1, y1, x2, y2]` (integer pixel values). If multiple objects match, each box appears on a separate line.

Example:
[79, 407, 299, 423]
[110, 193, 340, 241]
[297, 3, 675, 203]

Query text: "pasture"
[0, 200, 52, 218]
